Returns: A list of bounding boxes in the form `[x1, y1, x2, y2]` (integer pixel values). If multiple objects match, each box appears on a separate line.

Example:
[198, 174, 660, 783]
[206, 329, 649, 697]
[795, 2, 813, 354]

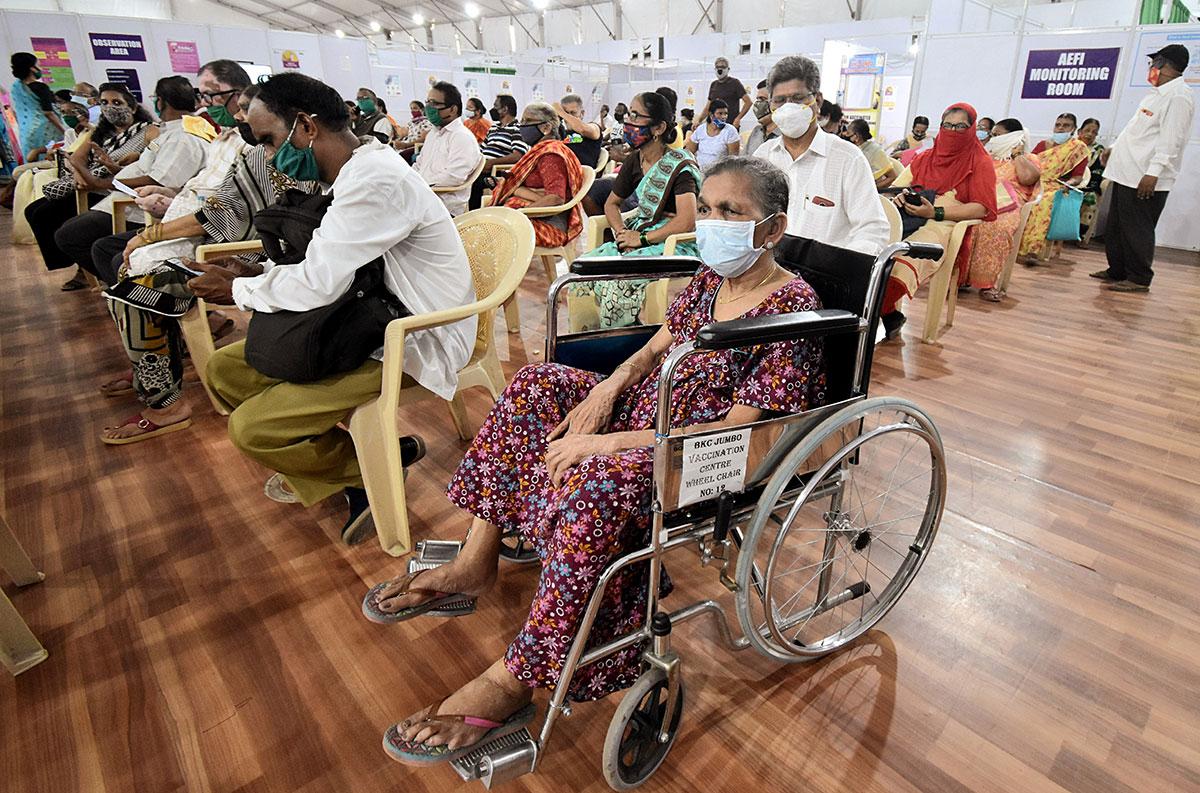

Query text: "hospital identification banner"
[1020, 47, 1120, 99]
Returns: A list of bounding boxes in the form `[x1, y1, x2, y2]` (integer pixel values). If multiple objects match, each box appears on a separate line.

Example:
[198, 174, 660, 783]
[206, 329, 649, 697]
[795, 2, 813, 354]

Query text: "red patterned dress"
[447, 267, 827, 700]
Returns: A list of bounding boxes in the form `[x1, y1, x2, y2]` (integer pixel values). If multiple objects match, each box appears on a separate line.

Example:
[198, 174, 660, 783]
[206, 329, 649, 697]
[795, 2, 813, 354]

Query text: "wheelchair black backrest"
[774, 235, 893, 401]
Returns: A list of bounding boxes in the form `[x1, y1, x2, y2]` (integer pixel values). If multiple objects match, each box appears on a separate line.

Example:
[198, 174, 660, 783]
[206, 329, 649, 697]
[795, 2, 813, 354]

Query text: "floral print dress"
[447, 267, 828, 700]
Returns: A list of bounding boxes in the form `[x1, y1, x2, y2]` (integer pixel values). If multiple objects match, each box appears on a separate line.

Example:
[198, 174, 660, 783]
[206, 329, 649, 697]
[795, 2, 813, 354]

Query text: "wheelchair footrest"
[449, 727, 538, 787]
[407, 540, 477, 617]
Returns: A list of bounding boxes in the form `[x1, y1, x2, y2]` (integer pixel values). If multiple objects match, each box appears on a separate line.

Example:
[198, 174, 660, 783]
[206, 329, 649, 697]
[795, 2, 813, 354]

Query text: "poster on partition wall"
[167, 41, 200, 74]
[1021, 47, 1120, 99]
[29, 38, 75, 91]
[1130, 30, 1200, 88]
[105, 68, 143, 102]
[90, 33, 147, 62]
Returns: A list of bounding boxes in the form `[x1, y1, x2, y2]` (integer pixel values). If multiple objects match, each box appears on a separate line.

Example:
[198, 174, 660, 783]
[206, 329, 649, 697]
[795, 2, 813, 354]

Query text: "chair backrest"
[774, 235, 891, 401]
[594, 147, 610, 175]
[560, 166, 596, 213]
[879, 195, 902, 244]
[453, 207, 537, 357]
[434, 156, 486, 193]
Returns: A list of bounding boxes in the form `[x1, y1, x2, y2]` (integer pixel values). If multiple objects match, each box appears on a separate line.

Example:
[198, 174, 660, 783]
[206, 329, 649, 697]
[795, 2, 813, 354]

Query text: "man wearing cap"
[1093, 44, 1195, 293]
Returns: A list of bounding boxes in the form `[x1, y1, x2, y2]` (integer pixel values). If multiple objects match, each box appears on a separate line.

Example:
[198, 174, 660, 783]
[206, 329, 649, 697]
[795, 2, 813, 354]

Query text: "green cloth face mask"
[424, 103, 445, 127]
[207, 102, 237, 128]
[357, 98, 377, 115]
[271, 115, 321, 182]
[62, 115, 79, 128]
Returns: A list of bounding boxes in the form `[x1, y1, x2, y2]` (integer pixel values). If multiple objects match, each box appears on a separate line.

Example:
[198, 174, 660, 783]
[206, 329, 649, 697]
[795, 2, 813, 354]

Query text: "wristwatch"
[933, 206, 945, 222]
[639, 231, 648, 247]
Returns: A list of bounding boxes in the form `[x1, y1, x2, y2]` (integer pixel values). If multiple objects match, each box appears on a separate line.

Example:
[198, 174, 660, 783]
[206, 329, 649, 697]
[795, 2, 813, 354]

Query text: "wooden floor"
[2, 213, 1199, 793]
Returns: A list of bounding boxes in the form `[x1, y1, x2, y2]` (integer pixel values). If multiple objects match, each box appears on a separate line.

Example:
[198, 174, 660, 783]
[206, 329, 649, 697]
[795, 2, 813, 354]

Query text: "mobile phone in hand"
[903, 190, 924, 206]
[161, 257, 203, 277]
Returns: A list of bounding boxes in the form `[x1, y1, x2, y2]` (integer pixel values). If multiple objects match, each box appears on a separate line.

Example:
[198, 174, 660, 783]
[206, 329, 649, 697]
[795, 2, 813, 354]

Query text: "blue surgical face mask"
[696, 214, 778, 277]
[711, 116, 727, 130]
[1051, 130, 1072, 145]
[976, 129, 989, 140]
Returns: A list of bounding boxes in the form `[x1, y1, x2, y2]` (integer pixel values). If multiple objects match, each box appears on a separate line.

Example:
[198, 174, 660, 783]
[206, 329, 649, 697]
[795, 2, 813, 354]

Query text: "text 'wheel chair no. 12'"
[408, 237, 949, 789]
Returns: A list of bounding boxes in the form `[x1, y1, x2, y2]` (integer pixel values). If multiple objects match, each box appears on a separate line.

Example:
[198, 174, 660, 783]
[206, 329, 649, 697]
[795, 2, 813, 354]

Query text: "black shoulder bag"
[243, 189, 407, 382]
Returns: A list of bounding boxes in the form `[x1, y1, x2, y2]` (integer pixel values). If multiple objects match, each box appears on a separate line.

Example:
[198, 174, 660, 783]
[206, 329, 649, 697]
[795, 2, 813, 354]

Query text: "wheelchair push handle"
[694, 309, 861, 351]
[569, 256, 704, 278]
[899, 241, 944, 260]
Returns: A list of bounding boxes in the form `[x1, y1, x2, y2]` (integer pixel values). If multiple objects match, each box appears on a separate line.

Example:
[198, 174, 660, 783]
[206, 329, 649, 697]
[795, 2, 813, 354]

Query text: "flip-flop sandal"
[99, 374, 135, 398]
[264, 472, 301, 504]
[61, 273, 89, 291]
[383, 701, 537, 766]
[361, 570, 476, 624]
[101, 413, 192, 446]
[980, 288, 1005, 303]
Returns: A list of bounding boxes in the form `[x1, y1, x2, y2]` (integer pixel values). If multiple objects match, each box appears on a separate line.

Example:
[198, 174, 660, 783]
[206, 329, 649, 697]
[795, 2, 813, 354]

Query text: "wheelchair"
[410, 236, 948, 789]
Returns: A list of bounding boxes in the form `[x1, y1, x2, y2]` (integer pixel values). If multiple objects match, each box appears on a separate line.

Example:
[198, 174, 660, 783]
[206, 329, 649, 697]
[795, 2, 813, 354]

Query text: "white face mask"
[696, 215, 777, 277]
[985, 129, 1028, 160]
[772, 101, 815, 139]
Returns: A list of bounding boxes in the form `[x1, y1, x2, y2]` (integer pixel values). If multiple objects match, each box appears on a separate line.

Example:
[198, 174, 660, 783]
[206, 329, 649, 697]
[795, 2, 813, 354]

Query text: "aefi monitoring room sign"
[1021, 47, 1120, 99]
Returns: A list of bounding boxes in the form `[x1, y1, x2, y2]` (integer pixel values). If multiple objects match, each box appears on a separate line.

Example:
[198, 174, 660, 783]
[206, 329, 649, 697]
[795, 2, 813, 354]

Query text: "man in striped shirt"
[469, 94, 529, 210]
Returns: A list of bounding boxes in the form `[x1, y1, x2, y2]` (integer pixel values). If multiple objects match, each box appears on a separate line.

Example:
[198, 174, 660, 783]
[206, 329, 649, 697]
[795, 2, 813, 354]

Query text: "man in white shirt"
[753, 55, 890, 257]
[1092, 45, 1195, 292]
[413, 81, 483, 216]
[189, 73, 477, 544]
[54, 75, 212, 282]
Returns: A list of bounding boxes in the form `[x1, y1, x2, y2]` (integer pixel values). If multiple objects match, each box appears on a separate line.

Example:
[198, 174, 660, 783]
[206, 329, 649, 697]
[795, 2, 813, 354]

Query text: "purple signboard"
[1021, 47, 1120, 99]
[105, 68, 143, 102]
[90, 32, 146, 62]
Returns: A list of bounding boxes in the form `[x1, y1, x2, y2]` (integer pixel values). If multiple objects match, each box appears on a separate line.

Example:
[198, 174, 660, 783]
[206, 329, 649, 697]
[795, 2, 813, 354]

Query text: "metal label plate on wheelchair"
[676, 428, 751, 508]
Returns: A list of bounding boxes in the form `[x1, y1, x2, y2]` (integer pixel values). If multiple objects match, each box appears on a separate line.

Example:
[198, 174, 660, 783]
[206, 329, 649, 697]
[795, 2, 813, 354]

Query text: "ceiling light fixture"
[413, 12, 425, 24]
[531, 0, 549, 8]
[369, 19, 382, 32]
[465, 2, 480, 17]
[334, 28, 346, 38]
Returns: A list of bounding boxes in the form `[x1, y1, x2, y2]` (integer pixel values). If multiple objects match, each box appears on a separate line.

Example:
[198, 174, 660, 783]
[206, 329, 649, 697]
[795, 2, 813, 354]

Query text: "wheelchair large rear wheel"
[735, 397, 945, 663]
[601, 668, 685, 790]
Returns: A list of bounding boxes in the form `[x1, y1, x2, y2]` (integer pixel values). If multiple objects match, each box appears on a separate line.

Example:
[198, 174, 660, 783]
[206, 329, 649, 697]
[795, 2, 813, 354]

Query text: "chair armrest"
[520, 203, 570, 218]
[432, 183, 464, 194]
[195, 240, 266, 262]
[694, 309, 862, 351]
[663, 232, 696, 256]
[569, 256, 702, 278]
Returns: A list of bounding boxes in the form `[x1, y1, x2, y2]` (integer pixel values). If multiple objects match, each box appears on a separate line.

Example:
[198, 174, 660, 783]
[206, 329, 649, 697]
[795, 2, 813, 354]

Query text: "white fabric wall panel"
[144, 22, 215, 78]
[914, 33, 1019, 122]
[1156, 143, 1200, 250]
[1007, 28, 1134, 140]
[171, 0, 265, 29]
[208, 26, 271, 68]
[266, 30, 324, 81]
[0, 10, 94, 83]
[77, 15, 159, 103]
[317, 36, 372, 97]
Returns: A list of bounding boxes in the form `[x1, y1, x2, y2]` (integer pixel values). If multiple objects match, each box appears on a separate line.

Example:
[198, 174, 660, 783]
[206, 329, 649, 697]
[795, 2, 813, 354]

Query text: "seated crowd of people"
[3, 40, 1183, 773]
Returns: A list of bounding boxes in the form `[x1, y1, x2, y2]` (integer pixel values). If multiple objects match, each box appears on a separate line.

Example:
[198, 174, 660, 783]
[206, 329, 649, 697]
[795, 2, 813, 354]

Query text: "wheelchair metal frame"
[451, 242, 941, 787]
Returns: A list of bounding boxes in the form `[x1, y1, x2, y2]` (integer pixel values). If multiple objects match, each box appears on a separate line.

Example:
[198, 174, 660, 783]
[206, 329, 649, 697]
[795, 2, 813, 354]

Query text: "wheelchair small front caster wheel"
[601, 668, 684, 790]
[498, 532, 540, 565]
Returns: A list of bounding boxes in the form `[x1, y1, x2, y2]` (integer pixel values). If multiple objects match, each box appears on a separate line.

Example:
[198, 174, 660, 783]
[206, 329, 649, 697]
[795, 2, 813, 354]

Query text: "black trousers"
[24, 193, 101, 271]
[91, 231, 139, 285]
[53, 209, 142, 282]
[1104, 182, 1168, 287]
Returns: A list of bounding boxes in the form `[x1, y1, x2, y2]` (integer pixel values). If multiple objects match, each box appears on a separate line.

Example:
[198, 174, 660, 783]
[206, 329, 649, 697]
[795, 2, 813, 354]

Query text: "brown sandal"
[361, 570, 476, 624]
[101, 413, 192, 445]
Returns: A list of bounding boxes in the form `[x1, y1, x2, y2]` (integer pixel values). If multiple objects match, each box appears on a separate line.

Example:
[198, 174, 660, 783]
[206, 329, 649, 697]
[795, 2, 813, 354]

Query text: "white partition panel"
[914, 32, 1020, 123]
[317, 36, 372, 98]
[0, 10, 95, 85]
[266, 30, 324, 81]
[78, 15, 158, 104]
[208, 26, 271, 69]
[145, 22, 214, 78]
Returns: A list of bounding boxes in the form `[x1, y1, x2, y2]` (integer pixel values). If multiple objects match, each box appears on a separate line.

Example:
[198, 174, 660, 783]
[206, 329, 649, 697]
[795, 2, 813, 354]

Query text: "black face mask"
[488, 107, 501, 122]
[237, 121, 257, 146]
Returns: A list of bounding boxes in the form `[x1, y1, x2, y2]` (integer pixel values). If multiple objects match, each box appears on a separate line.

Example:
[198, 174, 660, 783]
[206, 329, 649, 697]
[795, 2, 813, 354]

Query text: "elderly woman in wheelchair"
[363, 156, 827, 758]
[364, 157, 947, 789]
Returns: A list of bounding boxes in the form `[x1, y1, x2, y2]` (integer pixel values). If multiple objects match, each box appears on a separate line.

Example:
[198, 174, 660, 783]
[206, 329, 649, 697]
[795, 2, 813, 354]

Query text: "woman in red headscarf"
[880, 102, 998, 339]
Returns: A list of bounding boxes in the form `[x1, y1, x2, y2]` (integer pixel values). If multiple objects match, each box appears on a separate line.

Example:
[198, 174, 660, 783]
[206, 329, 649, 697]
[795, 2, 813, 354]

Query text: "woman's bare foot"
[101, 400, 191, 442]
[400, 660, 532, 751]
[99, 373, 134, 397]
[375, 520, 502, 614]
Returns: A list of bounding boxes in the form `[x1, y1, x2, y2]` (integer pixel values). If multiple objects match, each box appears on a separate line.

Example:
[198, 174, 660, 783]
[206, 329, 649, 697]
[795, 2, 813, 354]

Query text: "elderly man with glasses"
[413, 80, 483, 216]
[753, 55, 889, 258]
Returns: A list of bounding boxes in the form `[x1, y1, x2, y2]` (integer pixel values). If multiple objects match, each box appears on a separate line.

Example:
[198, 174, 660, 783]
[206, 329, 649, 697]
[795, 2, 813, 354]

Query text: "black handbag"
[243, 190, 407, 382]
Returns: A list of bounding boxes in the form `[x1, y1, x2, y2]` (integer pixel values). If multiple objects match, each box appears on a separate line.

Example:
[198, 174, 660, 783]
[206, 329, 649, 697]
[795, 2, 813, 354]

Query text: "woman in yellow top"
[1018, 112, 1089, 265]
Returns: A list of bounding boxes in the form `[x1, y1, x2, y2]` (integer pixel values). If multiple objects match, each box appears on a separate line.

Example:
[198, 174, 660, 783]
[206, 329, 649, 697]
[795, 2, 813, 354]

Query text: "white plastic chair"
[923, 219, 981, 343]
[997, 189, 1043, 293]
[1, 513, 48, 676]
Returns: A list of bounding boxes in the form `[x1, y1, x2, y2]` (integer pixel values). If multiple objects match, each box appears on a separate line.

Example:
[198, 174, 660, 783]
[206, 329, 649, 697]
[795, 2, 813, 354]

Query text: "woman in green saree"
[573, 91, 701, 329]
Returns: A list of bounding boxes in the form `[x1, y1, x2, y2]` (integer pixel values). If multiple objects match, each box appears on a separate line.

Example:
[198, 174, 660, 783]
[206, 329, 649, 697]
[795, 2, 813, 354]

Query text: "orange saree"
[490, 139, 584, 248]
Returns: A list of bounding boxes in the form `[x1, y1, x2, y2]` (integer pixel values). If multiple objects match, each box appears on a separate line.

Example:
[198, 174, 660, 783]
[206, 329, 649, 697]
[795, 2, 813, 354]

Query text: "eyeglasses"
[769, 93, 814, 109]
[941, 121, 971, 131]
[194, 88, 240, 104]
[625, 110, 653, 123]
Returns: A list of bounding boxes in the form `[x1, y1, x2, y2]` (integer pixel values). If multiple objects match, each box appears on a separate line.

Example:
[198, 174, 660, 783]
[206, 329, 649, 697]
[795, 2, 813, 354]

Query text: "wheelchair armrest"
[694, 309, 862, 350]
[901, 241, 944, 260]
[569, 256, 702, 278]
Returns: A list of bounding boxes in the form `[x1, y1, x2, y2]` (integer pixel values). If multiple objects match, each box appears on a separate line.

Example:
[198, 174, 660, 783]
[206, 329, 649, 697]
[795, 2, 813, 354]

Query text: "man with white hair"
[753, 55, 889, 257]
